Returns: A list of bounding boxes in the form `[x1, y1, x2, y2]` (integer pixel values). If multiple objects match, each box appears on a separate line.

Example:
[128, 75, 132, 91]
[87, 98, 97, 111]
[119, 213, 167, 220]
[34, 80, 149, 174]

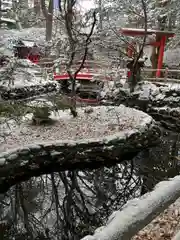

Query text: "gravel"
[0, 105, 152, 152]
[133, 198, 180, 240]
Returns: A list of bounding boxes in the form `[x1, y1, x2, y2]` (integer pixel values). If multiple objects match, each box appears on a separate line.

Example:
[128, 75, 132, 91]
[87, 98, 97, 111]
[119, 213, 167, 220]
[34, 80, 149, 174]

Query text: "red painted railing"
[27, 57, 100, 103]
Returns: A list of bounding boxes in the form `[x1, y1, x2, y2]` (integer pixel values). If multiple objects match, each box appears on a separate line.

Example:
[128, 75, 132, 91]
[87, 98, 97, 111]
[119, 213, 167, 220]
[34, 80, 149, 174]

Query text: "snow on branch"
[82, 175, 180, 240]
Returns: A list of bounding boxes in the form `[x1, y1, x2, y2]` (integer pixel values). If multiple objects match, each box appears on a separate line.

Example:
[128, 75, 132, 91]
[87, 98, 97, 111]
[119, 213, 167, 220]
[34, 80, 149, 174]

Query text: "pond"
[0, 126, 179, 239]
[136, 129, 180, 195]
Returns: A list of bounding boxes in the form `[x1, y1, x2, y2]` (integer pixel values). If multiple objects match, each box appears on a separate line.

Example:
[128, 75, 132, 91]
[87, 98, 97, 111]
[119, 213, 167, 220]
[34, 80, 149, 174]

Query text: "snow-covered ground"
[164, 48, 180, 67]
[0, 28, 46, 50]
[0, 59, 56, 89]
[0, 105, 151, 152]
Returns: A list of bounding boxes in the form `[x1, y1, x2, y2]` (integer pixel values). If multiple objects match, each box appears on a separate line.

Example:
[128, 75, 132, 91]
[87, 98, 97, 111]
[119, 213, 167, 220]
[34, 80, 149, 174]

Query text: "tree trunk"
[98, 0, 103, 30]
[0, 0, 1, 27]
[46, 14, 53, 42]
[34, 0, 41, 15]
[41, 0, 53, 42]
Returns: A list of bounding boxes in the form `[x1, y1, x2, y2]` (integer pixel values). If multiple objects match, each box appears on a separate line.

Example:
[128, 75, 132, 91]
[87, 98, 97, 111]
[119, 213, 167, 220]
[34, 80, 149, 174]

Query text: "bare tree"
[130, 0, 148, 92]
[41, 0, 53, 41]
[34, 0, 41, 16]
[63, 0, 97, 116]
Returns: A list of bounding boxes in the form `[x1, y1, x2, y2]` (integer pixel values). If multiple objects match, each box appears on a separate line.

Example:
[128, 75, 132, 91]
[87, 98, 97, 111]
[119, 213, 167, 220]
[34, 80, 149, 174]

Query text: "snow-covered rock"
[164, 48, 180, 67]
[0, 28, 46, 51]
[0, 59, 59, 100]
[106, 81, 180, 131]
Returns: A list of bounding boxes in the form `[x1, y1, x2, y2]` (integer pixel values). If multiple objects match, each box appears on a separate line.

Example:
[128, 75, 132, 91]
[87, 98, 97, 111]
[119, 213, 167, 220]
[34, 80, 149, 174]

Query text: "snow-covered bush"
[32, 106, 51, 125]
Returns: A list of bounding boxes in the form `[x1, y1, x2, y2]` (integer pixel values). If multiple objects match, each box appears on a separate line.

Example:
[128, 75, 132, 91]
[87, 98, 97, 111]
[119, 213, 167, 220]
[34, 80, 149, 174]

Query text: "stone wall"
[0, 82, 58, 100]
[0, 118, 160, 193]
[107, 82, 180, 131]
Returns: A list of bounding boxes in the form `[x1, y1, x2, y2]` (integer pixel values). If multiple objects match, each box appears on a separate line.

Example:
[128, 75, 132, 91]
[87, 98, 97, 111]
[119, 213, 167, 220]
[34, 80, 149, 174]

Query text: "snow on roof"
[21, 40, 35, 47]
[0, 27, 46, 54]
[0, 47, 13, 57]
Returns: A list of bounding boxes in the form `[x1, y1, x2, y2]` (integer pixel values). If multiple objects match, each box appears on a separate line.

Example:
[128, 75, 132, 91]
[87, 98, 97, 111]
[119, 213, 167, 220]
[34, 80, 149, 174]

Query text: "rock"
[175, 209, 180, 217]
[0, 158, 6, 166]
[0, 82, 58, 101]
[84, 107, 94, 114]
[104, 81, 180, 132]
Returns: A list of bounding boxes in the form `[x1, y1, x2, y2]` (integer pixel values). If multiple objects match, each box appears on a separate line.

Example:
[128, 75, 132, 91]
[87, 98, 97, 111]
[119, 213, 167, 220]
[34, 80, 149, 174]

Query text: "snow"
[133, 81, 180, 103]
[21, 40, 35, 47]
[0, 27, 46, 43]
[0, 74, 51, 88]
[0, 59, 55, 88]
[26, 99, 55, 108]
[0, 75, 44, 88]
[121, 28, 174, 34]
[164, 48, 180, 67]
[0, 158, 6, 166]
[0, 28, 46, 55]
[0, 17, 16, 23]
[0, 105, 152, 152]
[81, 175, 180, 240]
[138, 85, 152, 100]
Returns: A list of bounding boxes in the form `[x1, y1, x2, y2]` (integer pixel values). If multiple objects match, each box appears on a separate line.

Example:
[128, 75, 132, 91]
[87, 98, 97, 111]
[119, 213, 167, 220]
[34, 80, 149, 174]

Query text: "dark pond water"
[136, 129, 180, 194]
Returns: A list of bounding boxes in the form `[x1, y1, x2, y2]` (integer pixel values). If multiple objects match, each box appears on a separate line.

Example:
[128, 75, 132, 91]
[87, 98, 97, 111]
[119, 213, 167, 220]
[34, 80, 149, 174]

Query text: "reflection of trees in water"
[0, 163, 141, 239]
[137, 130, 180, 195]
[1, 130, 180, 239]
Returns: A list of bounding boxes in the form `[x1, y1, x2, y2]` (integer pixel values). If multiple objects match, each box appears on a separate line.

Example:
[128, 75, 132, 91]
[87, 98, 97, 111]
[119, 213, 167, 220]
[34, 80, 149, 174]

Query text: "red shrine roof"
[121, 28, 175, 38]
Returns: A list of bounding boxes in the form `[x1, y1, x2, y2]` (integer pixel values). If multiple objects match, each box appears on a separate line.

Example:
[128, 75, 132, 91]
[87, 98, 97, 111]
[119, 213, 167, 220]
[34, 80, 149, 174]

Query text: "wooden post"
[127, 45, 133, 57]
[127, 42, 135, 57]
[164, 67, 168, 81]
[156, 36, 166, 77]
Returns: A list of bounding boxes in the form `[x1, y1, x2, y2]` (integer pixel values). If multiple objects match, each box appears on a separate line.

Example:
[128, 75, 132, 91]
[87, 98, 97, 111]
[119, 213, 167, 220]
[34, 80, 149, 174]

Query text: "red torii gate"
[120, 28, 175, 77]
